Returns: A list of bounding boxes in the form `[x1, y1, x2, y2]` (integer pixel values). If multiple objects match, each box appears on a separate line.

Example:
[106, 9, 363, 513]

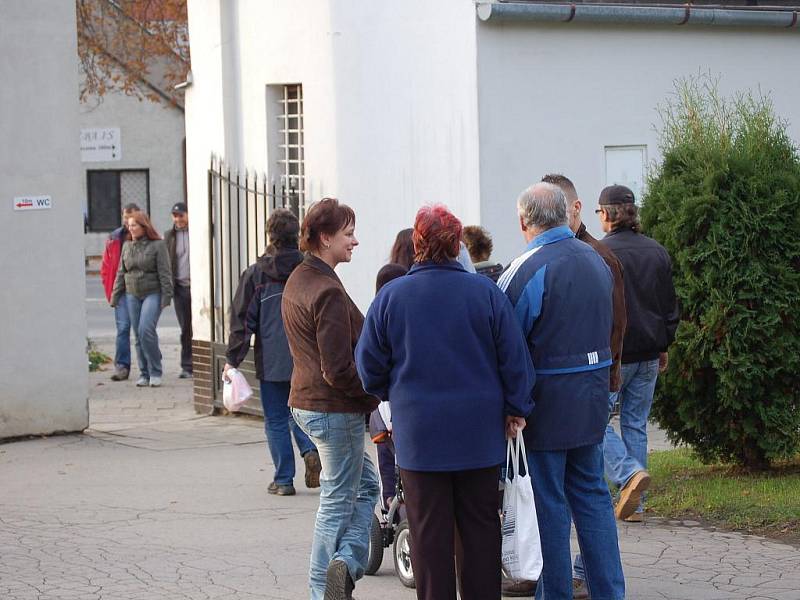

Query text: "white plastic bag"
[222, 367, 253, 412]
[501, 434, 543, 581]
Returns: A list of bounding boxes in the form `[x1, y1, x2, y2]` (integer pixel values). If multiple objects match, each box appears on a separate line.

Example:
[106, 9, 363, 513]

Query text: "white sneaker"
[135, 376, 149, 387]
[149, 376, 162, 388]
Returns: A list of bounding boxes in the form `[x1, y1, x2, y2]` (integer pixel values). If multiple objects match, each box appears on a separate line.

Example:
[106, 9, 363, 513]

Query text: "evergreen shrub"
[641, 76, 800, 469]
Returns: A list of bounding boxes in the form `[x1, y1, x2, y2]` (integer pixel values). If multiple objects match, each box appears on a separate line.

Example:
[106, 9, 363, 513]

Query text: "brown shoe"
[573, 577, 590, 599]
[267, 482, 296, 496]
[110, 366, 129, 381]
[304, 450, 322, 488]
[624, 512, 644, 523]
[501, 576, 536, 597]
[615, 470, 650, 521]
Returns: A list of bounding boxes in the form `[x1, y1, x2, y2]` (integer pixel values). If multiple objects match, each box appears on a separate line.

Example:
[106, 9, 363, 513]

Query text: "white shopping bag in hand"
[222, 367, 253, 412]
[501, 434, 543, 581]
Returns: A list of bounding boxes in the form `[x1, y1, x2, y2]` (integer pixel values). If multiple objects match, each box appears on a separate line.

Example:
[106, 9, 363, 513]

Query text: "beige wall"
[0, 0, 89, 437]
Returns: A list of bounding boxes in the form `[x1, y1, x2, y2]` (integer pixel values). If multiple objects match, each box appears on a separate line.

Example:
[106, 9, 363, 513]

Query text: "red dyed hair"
[126, 211, 162, 241]
[412, 204, 462, 264]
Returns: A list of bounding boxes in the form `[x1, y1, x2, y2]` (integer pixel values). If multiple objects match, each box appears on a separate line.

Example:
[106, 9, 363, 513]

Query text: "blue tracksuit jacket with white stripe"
[498, 225, 613, 451]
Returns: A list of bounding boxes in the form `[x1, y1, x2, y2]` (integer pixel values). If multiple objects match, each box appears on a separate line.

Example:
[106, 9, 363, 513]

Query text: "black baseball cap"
[598, 185, 635, 206]
[171, 202, 188, 214]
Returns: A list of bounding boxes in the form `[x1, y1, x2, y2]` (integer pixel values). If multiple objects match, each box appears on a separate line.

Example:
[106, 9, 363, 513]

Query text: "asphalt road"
[85, 273, 180, 344]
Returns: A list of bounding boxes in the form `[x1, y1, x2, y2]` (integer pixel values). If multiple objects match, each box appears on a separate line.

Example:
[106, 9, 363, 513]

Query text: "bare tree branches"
[76, 0, 189, 107]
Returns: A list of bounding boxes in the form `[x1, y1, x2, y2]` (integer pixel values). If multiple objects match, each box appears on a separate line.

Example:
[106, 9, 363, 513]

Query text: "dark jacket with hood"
[226, 247, 304, 381]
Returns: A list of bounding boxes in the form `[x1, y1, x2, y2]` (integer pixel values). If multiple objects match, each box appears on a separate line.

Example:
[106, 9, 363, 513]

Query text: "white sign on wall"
[14, 195, 52, 211]
[81, 127, 121, 162]
[605, 145, 647, 204]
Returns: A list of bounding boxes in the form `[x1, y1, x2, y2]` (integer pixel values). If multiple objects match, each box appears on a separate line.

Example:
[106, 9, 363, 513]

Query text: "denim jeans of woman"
[530, 443, 625, 600]
[259, 381, 316, 486]
[291, 408, 380, 600]
[126, 293, 162, 379]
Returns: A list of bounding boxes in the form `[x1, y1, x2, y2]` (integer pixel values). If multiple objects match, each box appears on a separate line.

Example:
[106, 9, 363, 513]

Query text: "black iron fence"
[207, 156, 310, 345]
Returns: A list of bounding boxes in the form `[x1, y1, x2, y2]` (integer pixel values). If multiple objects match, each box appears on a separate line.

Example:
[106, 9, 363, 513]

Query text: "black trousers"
[400, 465, 502, 600]
[173, 283, 193, 372]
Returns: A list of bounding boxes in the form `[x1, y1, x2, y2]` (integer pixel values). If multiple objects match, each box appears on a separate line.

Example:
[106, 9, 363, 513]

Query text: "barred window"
[86, 169, 150, 232]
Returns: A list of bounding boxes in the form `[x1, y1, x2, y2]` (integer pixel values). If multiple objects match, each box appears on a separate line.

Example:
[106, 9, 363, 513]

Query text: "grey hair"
[517, 182, 568, 230]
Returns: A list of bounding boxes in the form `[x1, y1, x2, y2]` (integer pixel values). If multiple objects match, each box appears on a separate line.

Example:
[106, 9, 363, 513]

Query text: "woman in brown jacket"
[282, 198, 379, 600]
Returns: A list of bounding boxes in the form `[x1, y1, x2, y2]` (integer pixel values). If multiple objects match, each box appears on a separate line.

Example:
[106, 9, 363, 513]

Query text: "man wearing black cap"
[164, 202, 192, 378]
[598, 185, 679, 522]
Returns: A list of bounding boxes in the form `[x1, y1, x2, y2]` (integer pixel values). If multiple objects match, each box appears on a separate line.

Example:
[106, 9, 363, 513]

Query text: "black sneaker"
[267, 481, 296, 496]
[179, 370, 193, 379]
[324, 560, 354, 600]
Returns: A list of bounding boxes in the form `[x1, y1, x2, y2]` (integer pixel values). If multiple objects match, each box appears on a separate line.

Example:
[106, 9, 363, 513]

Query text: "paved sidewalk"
[2, 333, 799, 598]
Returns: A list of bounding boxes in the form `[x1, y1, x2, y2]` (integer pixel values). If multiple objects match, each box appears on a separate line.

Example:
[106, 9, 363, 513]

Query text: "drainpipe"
[476, 2, 800, 29]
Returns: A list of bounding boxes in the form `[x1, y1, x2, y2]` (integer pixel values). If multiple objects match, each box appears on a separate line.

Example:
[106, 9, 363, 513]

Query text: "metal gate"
[205, 156, 316, 413]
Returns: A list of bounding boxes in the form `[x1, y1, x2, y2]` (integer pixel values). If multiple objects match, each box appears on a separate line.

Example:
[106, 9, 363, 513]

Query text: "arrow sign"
[14, 195, 51, 211]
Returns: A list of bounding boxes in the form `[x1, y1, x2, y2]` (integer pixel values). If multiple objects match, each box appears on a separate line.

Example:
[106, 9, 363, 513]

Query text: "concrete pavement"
[1, 278, 799, 599]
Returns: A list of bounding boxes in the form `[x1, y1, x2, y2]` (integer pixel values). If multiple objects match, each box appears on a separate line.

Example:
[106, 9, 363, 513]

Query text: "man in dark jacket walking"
[224, 208, 320, 496]
[598, 185, 679, 522]
[163, 202, 193, 378]
[499, 182, 625, 600]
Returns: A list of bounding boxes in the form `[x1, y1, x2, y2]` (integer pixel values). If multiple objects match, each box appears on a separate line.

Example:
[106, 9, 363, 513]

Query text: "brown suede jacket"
[282, 254, 378, 413]
[577, 223, 627, 392]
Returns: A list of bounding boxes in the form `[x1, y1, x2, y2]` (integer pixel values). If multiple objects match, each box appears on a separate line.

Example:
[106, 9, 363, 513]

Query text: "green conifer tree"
[642, 76, 800, 469]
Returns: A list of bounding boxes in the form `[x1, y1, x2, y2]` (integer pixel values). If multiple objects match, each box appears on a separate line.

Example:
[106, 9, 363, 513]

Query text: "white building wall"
[476, 23, 800, 265]
[81, 90, 185, 256]
[0, 0, 88, 437]
[186, 0, 482, 323]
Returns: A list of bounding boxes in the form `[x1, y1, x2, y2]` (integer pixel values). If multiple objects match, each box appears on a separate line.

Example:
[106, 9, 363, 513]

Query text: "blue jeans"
[291, 408, 380, 600]
[114, 296, 131, 369]
[126, 293, 163, 379]
[259, 381, 316, 485]
[603, 359, 659, 512]
[530, 444, 625, 600]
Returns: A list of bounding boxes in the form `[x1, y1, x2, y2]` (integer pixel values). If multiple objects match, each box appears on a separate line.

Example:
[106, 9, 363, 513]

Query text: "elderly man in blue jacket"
[498, 182, 625, 600]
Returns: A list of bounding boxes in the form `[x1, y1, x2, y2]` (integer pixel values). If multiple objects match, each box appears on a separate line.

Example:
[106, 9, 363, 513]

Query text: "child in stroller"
[365, 401, 416, 588]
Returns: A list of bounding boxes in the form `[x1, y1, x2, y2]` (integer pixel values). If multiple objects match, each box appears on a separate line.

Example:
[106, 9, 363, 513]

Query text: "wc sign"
[14, 195, 52, 211]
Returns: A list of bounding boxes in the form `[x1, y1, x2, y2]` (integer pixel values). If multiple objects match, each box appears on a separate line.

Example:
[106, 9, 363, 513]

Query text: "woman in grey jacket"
[111, 211, 173, 387]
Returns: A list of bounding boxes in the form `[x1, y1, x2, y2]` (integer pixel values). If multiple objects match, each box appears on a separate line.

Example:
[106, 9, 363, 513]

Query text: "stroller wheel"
[365, 513, 384, 575]
[393, 519, 415, 588]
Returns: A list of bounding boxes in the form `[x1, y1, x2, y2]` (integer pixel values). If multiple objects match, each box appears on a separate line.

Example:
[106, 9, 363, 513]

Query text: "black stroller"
[364, 404, 415, 588]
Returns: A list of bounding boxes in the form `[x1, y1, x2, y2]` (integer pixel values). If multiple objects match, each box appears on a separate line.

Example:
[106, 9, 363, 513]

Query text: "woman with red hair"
[356, 204, 535, 600]
[110, 211, 173, 387]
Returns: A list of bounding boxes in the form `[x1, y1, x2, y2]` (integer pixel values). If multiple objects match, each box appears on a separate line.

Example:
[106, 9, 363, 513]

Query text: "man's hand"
[222, 362, 234, 381]
[505, 415, 526, 439]
[659, 352, 669, 373]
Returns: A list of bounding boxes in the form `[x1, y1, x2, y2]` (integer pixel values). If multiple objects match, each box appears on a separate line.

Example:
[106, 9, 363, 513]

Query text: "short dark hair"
[122, 203, 141, 213]
[266, 208, 300, 252]
[603, 203, 641, 233]
[300, 197, 356, 253]
[390, 228, 414, 269]
[541, 173, 578, 203]
[413, 205, 462, 264]
[462, 225, 493, 263]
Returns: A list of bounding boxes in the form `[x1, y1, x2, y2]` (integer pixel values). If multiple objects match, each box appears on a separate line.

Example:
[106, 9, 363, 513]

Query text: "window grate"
[275, 84, 305, 215]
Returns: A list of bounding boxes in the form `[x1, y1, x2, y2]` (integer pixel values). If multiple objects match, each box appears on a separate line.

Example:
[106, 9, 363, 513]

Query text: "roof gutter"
[476, 2, 800, 29]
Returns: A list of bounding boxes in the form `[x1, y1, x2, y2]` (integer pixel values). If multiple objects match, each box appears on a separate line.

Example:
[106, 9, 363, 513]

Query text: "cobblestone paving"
[2, 337, 798, 599]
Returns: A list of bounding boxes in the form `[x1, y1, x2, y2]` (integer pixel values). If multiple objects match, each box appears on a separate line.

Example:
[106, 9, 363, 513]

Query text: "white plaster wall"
[185, 0, 481, 328]
[81, 90, 185, 256]
[476, 23, 800, 265]
[0, 0, 89, 437]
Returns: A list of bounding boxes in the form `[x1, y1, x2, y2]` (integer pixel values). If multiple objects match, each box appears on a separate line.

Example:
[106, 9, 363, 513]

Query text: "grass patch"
[86, 339, 112, 372]
[647, 448, 800, 541]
